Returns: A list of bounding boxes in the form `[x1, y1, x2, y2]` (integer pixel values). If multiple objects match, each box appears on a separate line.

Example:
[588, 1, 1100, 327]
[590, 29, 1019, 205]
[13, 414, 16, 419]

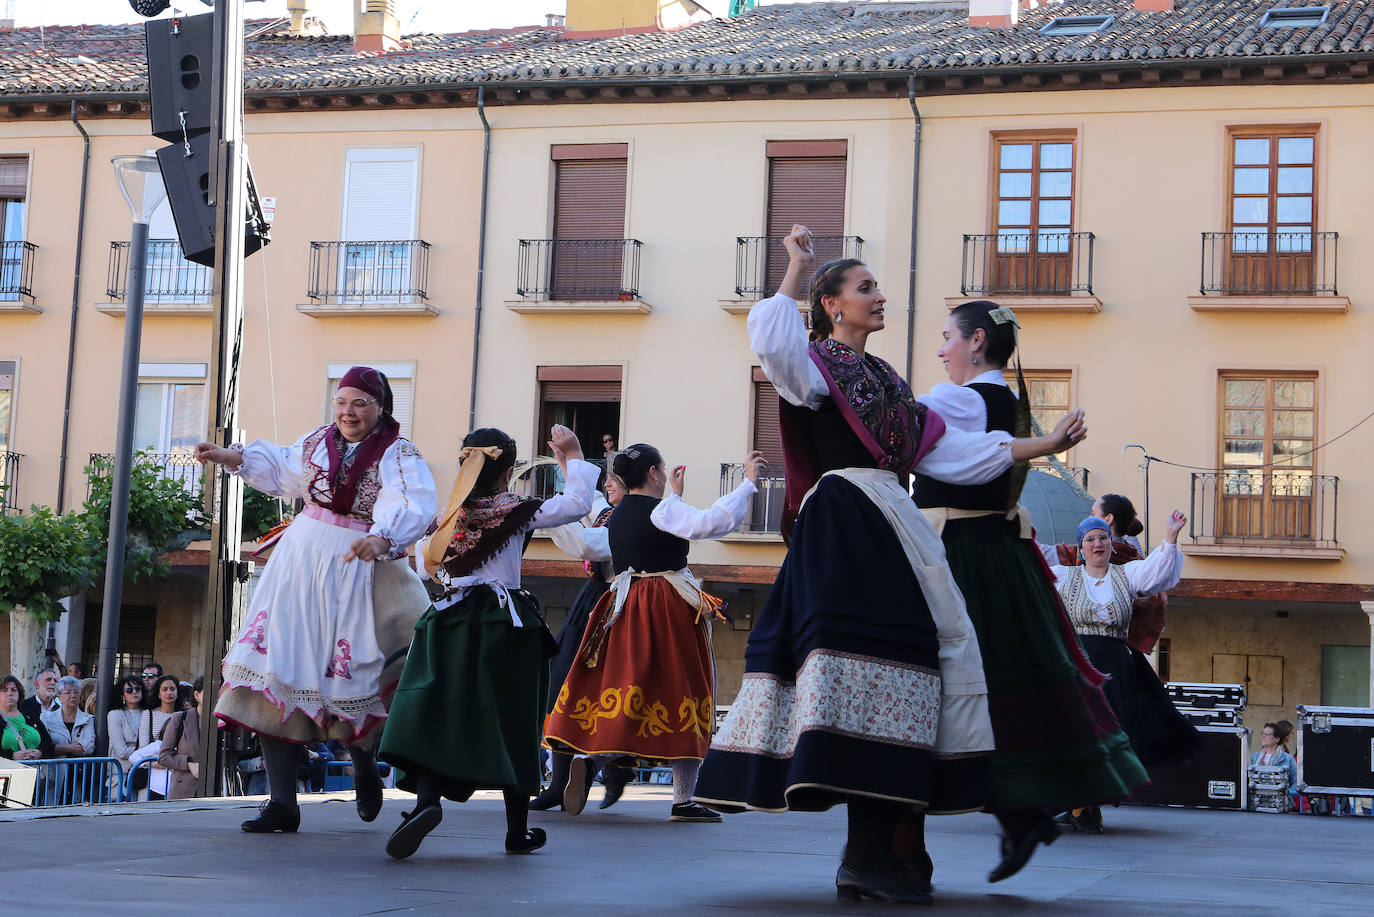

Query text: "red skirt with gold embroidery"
[545, 577, 714, 760]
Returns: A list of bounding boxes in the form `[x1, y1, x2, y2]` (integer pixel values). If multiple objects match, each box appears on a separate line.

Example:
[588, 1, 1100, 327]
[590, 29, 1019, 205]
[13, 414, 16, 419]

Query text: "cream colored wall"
[0, 108, 484, 513]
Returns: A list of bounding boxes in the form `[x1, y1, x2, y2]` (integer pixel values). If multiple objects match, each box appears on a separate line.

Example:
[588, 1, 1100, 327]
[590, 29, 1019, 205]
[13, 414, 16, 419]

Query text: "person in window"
[546, 443, 762, 825]
[18, 667, 59, 721]
[1, 674, 53, 762]
[158, 676, 203, 801]
[1047, 514, 1199, 832]
[194, 365, 437, 835]
[600, 433, 617, 457]
[532, 466, 636, 813]
[692, 225, 1087, 905]
[380, 424, 594, 859]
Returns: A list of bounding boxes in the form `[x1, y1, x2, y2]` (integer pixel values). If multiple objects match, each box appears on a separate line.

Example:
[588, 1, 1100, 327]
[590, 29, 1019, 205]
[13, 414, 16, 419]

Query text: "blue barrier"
[124, 757, 162, 800]
[22, 757, 126, 806]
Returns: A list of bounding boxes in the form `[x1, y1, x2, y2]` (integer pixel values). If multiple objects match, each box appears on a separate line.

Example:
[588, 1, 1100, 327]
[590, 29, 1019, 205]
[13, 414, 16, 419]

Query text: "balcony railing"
[0, 240, 37, 302]
[1199, 231, 1338, 295]
[1, 449, 20, 513]
[961, 232, 1094, 296]
[107, 240, 214, 304]
[720, 463, 785, 535]
[87, 452, 205, 504]
[509, 458, 608, 501]
[516, 239, 643, 302]
[735, 235, 865, 301]
[307, 240, 431, 305]
[1189, 471, 1338, 548]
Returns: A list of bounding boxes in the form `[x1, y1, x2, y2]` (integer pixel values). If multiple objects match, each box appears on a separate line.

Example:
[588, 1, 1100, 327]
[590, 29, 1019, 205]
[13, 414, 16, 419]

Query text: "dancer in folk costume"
[530, 468, 636, 814]
[913, 299, 1149, 879]
[379, 425, 596, 859]
[1047, 512, 1199, 833]
[544, 445, 763, 823]
[693, 226, 1086, 904]
[195, 366, 437, 833]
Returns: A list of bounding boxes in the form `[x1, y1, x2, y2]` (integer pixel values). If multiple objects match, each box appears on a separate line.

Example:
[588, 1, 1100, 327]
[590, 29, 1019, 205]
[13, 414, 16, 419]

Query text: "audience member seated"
[158, 676, 203, 800]
[18, 668, 59, 721]
[2, 675, 54, 761]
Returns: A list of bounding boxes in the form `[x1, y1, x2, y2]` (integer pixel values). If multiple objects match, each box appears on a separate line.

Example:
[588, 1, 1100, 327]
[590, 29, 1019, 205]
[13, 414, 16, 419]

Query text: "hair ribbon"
[424, 445, 504, 579]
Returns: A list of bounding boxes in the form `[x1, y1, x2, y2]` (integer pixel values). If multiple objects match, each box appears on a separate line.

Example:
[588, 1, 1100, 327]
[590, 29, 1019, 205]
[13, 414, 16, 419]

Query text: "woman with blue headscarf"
[1047, 512, 1200, 831]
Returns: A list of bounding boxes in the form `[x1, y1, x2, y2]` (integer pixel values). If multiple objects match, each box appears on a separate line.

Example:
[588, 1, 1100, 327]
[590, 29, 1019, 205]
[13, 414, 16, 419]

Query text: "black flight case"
[1296, 705, 1374, 795]
[1127, 683, 1249, 810]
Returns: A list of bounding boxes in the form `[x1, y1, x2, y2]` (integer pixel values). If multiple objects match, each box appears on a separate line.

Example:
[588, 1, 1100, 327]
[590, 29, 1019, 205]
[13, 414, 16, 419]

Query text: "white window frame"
[336, 148, 422, 304]
[135, 362, 208, 455]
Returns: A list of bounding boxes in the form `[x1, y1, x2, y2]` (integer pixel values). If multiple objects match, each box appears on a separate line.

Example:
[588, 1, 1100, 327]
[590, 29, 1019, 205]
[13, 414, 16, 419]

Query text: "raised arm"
[748, 225, 828, 409]
[1122, 511, 1186, 594]
[651, 453, 761, 541]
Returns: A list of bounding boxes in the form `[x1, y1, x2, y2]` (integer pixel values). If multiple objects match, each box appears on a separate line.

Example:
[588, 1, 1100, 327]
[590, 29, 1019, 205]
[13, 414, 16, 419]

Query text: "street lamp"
[93, 154, 165, 758]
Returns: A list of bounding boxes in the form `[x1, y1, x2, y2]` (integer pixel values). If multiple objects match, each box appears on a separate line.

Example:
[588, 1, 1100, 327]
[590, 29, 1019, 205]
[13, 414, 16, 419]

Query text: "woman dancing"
[544, 445, 762, 823]
[693, 226, 1087, 904]
[195, 365, 437, 833]
[379, 425, 595, 859]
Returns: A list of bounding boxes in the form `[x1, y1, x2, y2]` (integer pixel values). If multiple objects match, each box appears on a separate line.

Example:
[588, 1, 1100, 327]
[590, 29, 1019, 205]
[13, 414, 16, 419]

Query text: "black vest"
[912, 382, 1017, 511]
[803, 397, 881, 476]
[606, 494, 690, 575]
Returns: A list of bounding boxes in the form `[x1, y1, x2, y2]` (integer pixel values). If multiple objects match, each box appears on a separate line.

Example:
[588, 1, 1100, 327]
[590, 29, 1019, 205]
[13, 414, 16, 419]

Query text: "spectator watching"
[140, 662, 164, 693]
[107, 675, 146, 781]
[1251, 722, 1299, 805]
[41, 676, 96, 758]
[66, 662, 86, 679]
[158, 676, 203, 800]
[79, 678, 98, 715]
[18, 668, 59, 720]
[1, 674, 54, 760]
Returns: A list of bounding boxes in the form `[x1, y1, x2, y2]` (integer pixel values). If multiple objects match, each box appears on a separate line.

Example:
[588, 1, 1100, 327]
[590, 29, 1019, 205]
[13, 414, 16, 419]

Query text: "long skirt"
[938, 515, 1149, 812]
[380, 586, 553, 800]
[693, 471, 993, 814]
[546, 577, 611, 714]
[545, 577, 715, 761]
[216, 512, 429, 746]
[1079, 635, 1200, 769]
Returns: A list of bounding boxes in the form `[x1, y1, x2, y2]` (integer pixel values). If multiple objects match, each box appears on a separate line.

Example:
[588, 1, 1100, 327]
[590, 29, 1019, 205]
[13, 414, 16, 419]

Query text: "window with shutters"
[745, 368, 786, 534]
[0, 156, 28, 301]
[764, 141, 848, 297]
[550, 144, 629, 301]
[327, 362, 416, 440]
[1023, 369, 1073, 466]
[337, 148, 421, 302]
[536, 365, 622, 458]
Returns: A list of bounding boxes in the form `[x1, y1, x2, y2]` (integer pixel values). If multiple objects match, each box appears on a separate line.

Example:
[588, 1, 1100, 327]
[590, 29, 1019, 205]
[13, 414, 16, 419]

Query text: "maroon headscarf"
[324, 366, 400, 514]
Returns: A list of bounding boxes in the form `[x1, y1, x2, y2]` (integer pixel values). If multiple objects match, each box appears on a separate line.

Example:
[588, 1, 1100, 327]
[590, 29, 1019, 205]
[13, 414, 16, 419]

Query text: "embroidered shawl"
[318, 416, 401, 516]
[439, 492, 545, 579]
[1054, 538, 1168, 654]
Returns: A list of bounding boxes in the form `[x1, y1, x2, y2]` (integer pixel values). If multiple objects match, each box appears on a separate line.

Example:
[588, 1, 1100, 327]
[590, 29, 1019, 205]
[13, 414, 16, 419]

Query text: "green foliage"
[242, 485, 289, 539]
[0, 505, 101, 621]
[83, 453, 208, 583]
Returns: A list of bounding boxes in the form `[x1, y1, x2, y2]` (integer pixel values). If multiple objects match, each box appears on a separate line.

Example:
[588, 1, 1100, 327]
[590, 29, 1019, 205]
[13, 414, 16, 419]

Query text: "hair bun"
[1126, 518, 1145, 536]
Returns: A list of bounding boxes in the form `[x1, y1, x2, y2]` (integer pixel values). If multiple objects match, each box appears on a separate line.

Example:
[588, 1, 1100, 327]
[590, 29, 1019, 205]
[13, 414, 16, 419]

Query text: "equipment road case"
[1128, 724, 1250, 810]
[1247, 764, 1291, 813]
[1296, 705, 1374, 795]
[1165, 682, 1246, 726]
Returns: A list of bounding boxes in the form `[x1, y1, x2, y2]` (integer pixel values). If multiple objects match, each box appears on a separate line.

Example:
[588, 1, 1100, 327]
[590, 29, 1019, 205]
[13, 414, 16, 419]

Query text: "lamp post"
[93, 154, 165, 758]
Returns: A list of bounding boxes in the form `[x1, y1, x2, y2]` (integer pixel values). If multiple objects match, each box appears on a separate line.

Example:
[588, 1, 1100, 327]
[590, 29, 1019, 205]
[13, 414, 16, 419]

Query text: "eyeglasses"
[332, 397, 378, 410]
[123, 686, 143, 694]
[1082, 534, 1112, 545]
[58, 688, 81, 696]
[141, 672, 158, 679]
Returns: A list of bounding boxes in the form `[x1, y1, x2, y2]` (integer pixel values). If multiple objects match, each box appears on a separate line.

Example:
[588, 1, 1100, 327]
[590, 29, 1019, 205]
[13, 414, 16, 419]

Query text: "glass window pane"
[1224, 410, 1266, 436]
[1223, 439, 1265, 465]
[1040, 143, 1073, 170]
[1271, 470, 1313, 497]
[1225, 379, 1266, 407]
[998, 200, 1031, 227]
[999, 172, 1032, 198]
[996, 229, 1030, 253]
[169, 384, 205, 452]
[1038, 200, 1071, 226]
[1034, 379, 1070, 405]
[1274, 379, 1314, 408]
[133, 383, 164, 453]
[2, 200, 23, 243]
[1275, 231, 1312, 253]
[1273, 410, 1314, 437]
[1273, 439, 1312, 467]
[1037, 229, 1070, 253]
[1031, 408, 1066, 431]
[1231, 229, 1268, 252]
[1234, 137, 1271, 165]
[1277, 136, 1314, 164]
[1276, 197, 1312, 224]
[999, 143, 1032, 170]
[1039, 171, 1072, 199]
[1233, 168, 1269, 195]
[0, 391, 9, 448]
[1222, 469, 1263, 494]
[1277, 167, 1313, 194]
[1233, 198, 1268, 224]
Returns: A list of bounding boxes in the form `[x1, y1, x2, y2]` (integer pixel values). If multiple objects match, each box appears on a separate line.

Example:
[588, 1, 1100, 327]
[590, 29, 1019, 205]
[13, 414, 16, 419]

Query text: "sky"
[11, 0, 832, 34]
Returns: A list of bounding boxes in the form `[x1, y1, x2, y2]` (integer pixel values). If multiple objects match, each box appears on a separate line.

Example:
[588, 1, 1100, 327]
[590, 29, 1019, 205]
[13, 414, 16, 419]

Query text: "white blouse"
[917, 369, 1015, 433]
[547, 495, 612, 563]
[1048, 541, 1184, 599]
[234, 431, 438, 553]
[747, 293, 1014, 485]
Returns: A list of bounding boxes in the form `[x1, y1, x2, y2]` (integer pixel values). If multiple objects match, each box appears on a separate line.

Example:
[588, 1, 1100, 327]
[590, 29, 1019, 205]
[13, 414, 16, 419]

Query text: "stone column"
[1362, 601, 1374, 707]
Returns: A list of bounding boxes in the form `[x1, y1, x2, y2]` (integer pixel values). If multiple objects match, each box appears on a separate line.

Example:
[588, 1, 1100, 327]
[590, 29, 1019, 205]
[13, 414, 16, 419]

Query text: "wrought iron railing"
[0, 448, 20, 513]
[516, 239, 643, 302]
[307, 240, 431, 304]
[961, 232, 1094, 296]
[87, 452, 205, 504]
[0, 240, 37, 302]
[509, 458, 609, 501]
[720, 463, 785, 535]
[1031, 463, 1088, 490]
[1189, 470, 1338, 547]
[1200, 231, 1338, 295]
[107, 240, 214, 304]
[734, 235, 865, 300]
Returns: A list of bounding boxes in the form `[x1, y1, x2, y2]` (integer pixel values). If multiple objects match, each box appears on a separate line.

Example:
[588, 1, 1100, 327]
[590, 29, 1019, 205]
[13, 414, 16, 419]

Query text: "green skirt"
[379, 586, 553, 801]
[941, 515, 1149, 812]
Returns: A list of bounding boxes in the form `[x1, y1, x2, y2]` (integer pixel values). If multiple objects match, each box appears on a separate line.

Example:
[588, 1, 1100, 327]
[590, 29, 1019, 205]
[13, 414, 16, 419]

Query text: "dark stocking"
[347, 744, 379, 787]
[260, 737, 300, 809]
[503, 787, 529, 837]
[845, 797, 902, 872]
[892, 810, 927, 859]
[415, 771, 442, 811]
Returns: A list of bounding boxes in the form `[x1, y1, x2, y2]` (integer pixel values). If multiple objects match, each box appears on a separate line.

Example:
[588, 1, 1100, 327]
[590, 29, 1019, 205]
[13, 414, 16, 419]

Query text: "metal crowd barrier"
[18, 757, 127, 807]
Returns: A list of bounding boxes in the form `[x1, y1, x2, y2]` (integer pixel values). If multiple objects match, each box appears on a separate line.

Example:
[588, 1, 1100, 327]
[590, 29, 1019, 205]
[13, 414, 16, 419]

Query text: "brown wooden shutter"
[765, 153, 847, 290]
[553, 159, 627, 240]
[0, 158, 28, 199]
[752, 377, 784, 466]
[541, 380, 622, 403]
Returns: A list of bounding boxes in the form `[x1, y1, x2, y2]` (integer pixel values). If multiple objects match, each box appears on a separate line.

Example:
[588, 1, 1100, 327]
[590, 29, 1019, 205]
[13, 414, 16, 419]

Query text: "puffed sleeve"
[916, 383, 990, 434]
[913, 426, 1015, 486]
[547, 521, 612, 563]
[532, 459, 598, 529]
[748, 293, 827, 410]
[1122, 542, 1183, 595]
[370, 440, 439, 552]
[651, 479, 758, 541]
[230, 432, 312, 499]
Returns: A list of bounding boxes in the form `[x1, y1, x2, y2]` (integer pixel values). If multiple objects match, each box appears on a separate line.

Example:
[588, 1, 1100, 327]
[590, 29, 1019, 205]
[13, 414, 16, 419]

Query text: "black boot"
[348, 744, 383, 823]
[599, 764, 634, 810]
[241, 800, 301, 834]
[836, 799, 932, 905]
[530, 751, 572, 811]
[988, 809, 1059, 883]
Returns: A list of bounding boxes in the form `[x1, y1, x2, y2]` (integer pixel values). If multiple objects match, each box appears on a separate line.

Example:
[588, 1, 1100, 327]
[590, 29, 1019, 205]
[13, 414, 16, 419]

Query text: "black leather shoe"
[528, 786, 562, 811]
[355, 770, 383, 823]
[988, 812, 1059, 883]
[599, 765, 633, 810]
[669, 802, 723, 823]
[1054, 811, 1079, 831]
[835, 863, 934, 905]
[241, 800, 300, 834]
[385, 804, 442, 860]
[895, 850, 934, 896]
[1075, 806, 1105, 834]
[563, 757, 590, 815]
[505, 827, 547, 854]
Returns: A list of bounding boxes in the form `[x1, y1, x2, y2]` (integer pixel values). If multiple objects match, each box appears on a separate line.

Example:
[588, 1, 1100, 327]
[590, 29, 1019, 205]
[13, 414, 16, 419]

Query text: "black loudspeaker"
[146, 13, 214, 142]
[157, 135, 270, 268]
